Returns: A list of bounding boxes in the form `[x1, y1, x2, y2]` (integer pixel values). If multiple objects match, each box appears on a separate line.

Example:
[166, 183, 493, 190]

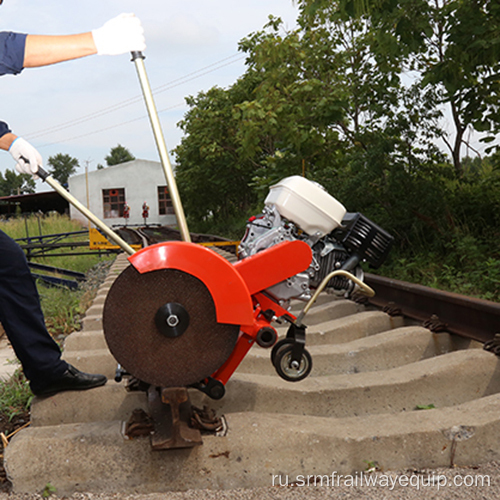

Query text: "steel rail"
[15, 230, 88, 243]
[364, 273, 500, 343]
[27, 262, 86, 280]
[20, 241, 89, 250]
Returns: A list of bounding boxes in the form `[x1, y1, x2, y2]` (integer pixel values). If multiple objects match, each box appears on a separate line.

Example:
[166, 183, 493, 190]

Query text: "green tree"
[0, 169, 35, 196]
[299, 0, 500, 176]
[47, 153, 79, 185]
[105, 144, 135, 166]
[173, 0, 500, 299]
[237, 13, 443, 180]
[175, 81, 259, 230]
[175, 0, 500, 258]
[176, 10, 447, 240]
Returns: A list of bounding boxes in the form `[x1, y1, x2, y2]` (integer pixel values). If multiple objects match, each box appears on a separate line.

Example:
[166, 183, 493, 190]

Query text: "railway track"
[364, 273, 500, 345]
[4, 246, 500, 495]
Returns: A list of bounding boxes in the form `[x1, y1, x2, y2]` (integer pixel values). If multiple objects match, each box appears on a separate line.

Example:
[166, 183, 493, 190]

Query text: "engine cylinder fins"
[103, 265, 240, 388]
[310, 249, 360, 293]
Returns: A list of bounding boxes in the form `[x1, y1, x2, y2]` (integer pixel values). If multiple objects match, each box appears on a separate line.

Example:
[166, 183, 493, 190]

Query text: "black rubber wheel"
[273, 343, 312, 382]
[271, 338, 295, 366]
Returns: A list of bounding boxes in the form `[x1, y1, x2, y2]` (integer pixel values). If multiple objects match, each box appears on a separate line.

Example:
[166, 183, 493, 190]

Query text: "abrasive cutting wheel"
[103, 265, 240, 387]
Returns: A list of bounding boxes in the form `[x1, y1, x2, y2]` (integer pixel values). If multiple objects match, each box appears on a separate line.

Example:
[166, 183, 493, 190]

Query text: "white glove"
[92, 13, 146, 56]
[9, 137, 42, 175]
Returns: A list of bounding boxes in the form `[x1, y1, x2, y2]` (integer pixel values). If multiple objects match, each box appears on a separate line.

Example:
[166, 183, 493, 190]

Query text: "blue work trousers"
[0, 229, 67, 392]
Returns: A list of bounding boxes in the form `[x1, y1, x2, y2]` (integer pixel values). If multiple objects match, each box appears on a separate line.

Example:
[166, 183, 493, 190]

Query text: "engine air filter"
[336, 213, 393, 269]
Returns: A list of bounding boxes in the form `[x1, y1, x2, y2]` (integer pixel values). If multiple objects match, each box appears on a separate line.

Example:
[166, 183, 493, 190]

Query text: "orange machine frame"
[127, 239, 313, 389]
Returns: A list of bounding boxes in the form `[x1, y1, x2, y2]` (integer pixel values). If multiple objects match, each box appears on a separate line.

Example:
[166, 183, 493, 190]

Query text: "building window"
[103, 188, 126, 218]
[158, 186, 174, 215]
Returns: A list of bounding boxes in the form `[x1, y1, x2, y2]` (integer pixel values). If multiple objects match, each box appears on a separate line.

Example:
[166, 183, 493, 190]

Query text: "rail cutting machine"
[38, 52, 389, 449]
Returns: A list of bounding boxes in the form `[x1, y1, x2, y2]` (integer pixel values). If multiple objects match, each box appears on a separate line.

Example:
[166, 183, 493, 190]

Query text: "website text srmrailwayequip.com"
[271, 471, 491, 491]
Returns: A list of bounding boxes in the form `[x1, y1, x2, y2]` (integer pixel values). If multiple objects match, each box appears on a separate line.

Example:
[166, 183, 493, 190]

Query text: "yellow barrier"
[197, 241, 240, 248]
[89, 228, 238, 251]
[89, 228, 142, 251]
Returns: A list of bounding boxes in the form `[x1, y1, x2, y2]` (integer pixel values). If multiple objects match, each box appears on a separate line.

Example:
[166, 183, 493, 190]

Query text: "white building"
[68, 159, 177, 227]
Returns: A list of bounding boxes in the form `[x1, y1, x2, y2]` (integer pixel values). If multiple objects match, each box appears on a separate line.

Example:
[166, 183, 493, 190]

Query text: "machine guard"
[128, 241, 254, 327]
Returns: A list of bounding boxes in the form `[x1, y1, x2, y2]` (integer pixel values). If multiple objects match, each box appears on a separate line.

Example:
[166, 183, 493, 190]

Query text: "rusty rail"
[364, 273, 500, 344]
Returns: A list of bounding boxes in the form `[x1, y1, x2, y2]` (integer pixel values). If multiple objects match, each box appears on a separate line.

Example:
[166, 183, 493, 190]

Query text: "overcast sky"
[0, 0, 299, 187]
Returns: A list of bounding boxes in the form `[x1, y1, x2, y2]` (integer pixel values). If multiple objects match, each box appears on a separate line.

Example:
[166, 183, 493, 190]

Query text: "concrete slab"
[289, 292, 340, 312]
[81, 314, 103, 332]
[83, 303, 105, 318]
[7, 393, 500, 495]
[44, 343, 499, 426]
[30, 383, 147, 427]
[275, 310, 405, 345]
[63, 330, 107, 352]
[91, 295, 106, 307]
[237, 325, 477, 376]
[192, 348, 500, 418]
[0, 337, 17, 380]
[291, 299, 363, 325]
[63, 311, 405, 380]
[63, 348, 117, 380]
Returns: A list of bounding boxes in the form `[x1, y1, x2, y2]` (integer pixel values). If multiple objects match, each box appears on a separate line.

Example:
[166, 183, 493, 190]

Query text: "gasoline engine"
[238, 176, 393, 305]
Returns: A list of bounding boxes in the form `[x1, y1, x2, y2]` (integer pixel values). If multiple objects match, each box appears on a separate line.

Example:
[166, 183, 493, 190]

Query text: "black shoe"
[33, 364, 107, 396]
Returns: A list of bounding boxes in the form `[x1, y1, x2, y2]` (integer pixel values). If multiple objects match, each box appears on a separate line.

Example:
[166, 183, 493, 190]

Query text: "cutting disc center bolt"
[154, 302, 189, 338]
[166, 315, 179, 327]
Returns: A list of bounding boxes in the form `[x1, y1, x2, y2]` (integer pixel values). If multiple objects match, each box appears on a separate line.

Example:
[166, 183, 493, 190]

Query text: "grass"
[1, 212, 71, 238]
[0, 213, 107, 274]
[38, 284, 92, 338]
[1, 213, 114, 338]
[0, 369, 33, 422]
[42, 482, 57, 498]
[378, 247, 500, 303]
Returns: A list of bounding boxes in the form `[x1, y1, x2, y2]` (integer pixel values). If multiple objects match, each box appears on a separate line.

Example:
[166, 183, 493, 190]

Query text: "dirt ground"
[0, 411, 29, 493]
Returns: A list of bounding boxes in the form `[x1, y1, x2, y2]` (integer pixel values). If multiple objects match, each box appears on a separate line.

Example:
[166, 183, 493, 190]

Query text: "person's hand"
[9, 137, 42, 175]
[92, 13, 146, 56]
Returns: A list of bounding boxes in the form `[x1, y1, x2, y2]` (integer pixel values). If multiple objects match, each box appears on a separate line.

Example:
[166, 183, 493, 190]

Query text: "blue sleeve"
[0, 121, 11, 138]
[0, 32, 26, 137]
[0, 32, 27, 76]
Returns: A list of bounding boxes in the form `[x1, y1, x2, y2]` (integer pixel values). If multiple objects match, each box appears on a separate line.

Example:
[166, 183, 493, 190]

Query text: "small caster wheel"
[271, 338, 295, 366]
[273, 343, 312, 382]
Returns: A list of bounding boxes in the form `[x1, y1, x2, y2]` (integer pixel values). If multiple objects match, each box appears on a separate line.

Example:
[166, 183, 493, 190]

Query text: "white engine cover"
[265, 176, 346, 237]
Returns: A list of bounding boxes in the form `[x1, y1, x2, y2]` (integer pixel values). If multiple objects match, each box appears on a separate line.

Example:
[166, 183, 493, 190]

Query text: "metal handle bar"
[37, 167, 136, 256]
[131, 51, 191, 243]
[295, 270, 375, 327]
[33, 51, 192, 253]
